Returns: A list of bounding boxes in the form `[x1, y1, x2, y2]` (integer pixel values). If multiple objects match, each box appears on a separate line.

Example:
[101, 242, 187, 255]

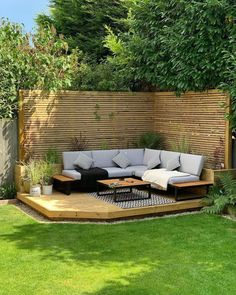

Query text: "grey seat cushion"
[143, 148, 161, 165]
[104, 165, 147, 178]
[119, 149, 144, 166]
[63, 151, 92, 170]
[134, 166, 148, 178]
[104, 167, 133, 178]
[125, 165, 148, 175]
[168, 175, 199, 184]
[62, 169, 81, 180]
[92, 150, 119, 168]
[160, 151, 181, 168]
[179, 153, 205, 176]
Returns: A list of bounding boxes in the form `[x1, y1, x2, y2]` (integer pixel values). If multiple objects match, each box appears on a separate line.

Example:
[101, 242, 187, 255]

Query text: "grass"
[1, 206, 236, 295]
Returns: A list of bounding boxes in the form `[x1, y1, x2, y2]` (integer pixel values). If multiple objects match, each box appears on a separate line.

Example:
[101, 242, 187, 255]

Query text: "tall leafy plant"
[0, 20, 78, 119]
[36, 0, 128, 61]
[202, 173, 236, 214]
[135, 132, 163, 149]
[105, 0, 236, 92]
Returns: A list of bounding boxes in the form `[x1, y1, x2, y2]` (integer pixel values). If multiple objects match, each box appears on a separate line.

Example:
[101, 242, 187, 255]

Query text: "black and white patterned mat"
[88, 189, 176, 209]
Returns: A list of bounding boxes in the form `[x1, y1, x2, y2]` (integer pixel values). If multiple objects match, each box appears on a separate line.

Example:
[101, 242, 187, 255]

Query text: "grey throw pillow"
[73, 153, 93, 170]
[166, 157, 180, 171]
[147, 157, 161, 169]
[112, 152, 131, 168]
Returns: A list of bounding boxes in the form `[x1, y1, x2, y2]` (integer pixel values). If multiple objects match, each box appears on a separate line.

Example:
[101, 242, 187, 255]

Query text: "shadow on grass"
[1, 212, 236, 294]
[0, 221, 164, 265]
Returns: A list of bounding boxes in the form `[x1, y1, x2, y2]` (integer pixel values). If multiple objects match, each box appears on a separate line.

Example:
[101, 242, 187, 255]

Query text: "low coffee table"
[96, 178, 151, 202]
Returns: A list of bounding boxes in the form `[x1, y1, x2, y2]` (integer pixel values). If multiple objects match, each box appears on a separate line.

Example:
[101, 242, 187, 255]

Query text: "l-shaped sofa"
[62, 148, 205, 190]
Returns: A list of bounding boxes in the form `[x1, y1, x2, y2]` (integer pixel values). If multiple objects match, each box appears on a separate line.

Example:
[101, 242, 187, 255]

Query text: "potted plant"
[24, 161, 43, 197]
[41, 161, 55, 195]
[44, 148, 62, 175]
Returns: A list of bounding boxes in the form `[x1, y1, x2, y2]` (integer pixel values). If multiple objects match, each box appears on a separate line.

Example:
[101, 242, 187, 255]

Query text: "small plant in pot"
[43, 148, 61, 175]
[24, 161, 43, 197]
[41, 161, 55, 195]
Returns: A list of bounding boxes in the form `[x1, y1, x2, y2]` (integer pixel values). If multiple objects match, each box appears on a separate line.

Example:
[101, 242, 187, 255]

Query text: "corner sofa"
[62, 148, 205, 190]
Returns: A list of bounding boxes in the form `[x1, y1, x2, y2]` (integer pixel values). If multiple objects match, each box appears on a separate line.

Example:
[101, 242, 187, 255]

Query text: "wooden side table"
[53, 175, 75, 195]
[170, 181, 213, 201]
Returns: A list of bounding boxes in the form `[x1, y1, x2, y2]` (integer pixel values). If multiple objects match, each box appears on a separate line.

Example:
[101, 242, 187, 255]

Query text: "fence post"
[0, 119, 18, 185]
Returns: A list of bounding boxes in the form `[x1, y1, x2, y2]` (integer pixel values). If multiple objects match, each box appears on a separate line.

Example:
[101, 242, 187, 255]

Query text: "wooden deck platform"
[17, 190, 203, 221]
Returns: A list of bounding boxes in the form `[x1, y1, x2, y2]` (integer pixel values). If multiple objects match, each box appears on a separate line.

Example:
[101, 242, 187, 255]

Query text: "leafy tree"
[36, 0, 128, 61]
[72, 58, 130, 91]
[0, 20, 79, 119]
[106, 0, 236, 92]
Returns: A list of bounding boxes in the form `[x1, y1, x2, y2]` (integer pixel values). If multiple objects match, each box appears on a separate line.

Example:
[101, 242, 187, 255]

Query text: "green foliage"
[105, 0, 236, 92]
[44, 148, 60, 164]
[0, 183, 16, 199]
[135, 132, 163, 149]
[202, 173, 236, 214]
[72, 60, 130, 91]
[94, 103, 101, 121]
[23, 161, 44, 186]
[101, 141, 110, 150]
[36, 0, 128, 61]
[40, 161, 56, 185]
[108, 112, 115, 120]
[220, 24, 236, 130]
[170, 135, 191, 153]
[0, 19, 79, 119]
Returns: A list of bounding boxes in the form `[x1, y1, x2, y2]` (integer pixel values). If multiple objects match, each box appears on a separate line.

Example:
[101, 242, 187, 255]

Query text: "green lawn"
[1, 206, 236, 295]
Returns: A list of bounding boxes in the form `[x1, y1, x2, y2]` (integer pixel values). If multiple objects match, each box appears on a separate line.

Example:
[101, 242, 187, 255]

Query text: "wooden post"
[225, 95, 232, 169]
[18, 90, 25, 162]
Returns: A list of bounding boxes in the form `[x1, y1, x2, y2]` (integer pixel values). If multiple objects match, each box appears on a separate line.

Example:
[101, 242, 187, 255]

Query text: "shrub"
[72, 60, 130, 91]
[0, 183, 17, 200]
[44, 148, 60, 164]
[106, 0, 235, 92]
[135, 132, 163, 149]
[202, 173, 236, 214]
[170, 135, 191, 153]
[0, 19, 78, 119]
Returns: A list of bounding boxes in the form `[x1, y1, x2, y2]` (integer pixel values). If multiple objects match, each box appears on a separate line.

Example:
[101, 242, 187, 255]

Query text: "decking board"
[17, 191, 203, 221]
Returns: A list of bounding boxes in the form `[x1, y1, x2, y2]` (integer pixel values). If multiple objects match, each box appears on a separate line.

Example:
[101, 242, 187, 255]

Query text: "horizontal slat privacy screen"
[19, 90, 228, 168]
[154, 90, 229, 168]
[19, 91, 154, 161]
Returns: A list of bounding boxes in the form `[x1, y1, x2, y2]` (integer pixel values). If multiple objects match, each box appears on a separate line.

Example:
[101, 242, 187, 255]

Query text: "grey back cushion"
[92, 149, 119, 168]
[143, 148, 161, 165]
[120, 149, 144, 166]
[74, 153, 93, 170]
[166, 157, 180, 171]
[63, 151, 92, 170]
[160, 150, 181, 168]
[112, 152, 131, 168]
[179, 153, 205, 176]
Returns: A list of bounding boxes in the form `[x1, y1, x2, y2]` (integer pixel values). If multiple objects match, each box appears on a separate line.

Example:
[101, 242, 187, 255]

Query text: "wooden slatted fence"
[19, 90, 230, 169]
[19, 90, 154, 161]
[153, 90, 230, 168]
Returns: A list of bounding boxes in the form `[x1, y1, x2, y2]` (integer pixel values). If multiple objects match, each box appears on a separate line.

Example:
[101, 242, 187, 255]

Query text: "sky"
[0, 0, 50, 32]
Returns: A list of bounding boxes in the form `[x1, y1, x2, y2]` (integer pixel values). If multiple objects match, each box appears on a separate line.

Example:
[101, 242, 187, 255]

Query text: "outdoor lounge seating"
[61, 148, 205, 191]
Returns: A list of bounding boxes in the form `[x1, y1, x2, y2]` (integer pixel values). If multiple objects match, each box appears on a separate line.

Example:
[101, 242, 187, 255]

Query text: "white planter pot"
[42, 185, 53, 195]
[30, 185, 41, 197]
